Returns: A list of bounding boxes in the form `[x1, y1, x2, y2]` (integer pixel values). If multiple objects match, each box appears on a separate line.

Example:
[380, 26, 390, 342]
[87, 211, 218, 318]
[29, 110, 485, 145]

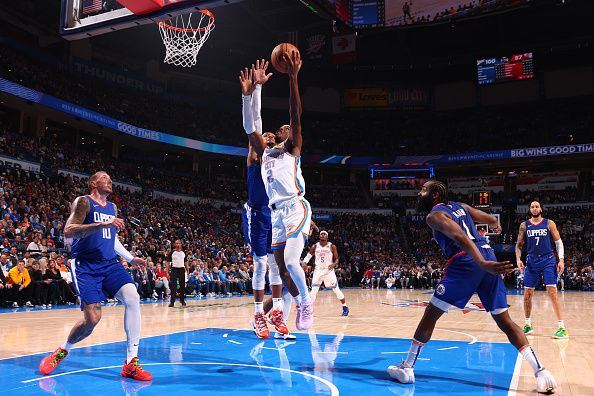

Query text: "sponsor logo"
[436, 284, 446, 295]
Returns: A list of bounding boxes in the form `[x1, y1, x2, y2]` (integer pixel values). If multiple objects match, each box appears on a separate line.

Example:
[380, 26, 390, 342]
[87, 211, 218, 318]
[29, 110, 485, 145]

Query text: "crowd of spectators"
[1, 44, 593, 158]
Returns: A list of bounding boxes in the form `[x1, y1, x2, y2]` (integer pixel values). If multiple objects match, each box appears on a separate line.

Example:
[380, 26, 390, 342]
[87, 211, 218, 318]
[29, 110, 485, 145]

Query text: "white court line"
[316, 351, 348, 355]
[437, 346, 459, 351]
[507, 352, 523, 396]
[21, 362, 340, 396]
[437, 329, 478, 344]
[191, 342, 202, 345]
[381, 352, 408, 354]
[261, 346, 282, 351]
[228, 340, 242, 345]
[223, 333, 228, 338]
[417, 358, 430, 361]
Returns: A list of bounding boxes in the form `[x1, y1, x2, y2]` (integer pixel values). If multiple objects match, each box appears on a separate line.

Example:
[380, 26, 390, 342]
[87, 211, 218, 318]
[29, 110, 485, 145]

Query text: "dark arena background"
[0, 1, 593, 395]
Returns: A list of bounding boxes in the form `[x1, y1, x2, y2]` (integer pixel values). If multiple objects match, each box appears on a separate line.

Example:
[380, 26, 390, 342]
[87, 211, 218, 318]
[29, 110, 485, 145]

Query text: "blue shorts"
[432, 246, 508, 313]
[70, 258, 133, 308]
[524, 254, 557, 288]
[242, 203, 272, 257]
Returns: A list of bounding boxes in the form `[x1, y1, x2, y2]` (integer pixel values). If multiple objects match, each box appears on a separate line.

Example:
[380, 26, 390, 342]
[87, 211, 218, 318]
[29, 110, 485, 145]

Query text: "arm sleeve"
[555, 239, 564, 259]
[114, 236, 134, 262]
[242, 94, 256, 134]
[251, 84, 262, 133]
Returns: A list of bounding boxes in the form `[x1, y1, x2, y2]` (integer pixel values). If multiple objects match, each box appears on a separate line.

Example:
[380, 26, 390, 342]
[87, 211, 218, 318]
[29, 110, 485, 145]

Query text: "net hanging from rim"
[158, 9, 215, 68]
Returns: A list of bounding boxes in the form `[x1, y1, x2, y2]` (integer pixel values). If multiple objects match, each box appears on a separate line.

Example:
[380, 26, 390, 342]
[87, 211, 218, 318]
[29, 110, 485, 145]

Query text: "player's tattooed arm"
[64, 196, 123, 238]
[515, 222, 526, 271]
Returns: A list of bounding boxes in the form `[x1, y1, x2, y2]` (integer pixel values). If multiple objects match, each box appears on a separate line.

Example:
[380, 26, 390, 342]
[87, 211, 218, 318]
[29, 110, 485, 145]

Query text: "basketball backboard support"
[60, 0, 241, 40]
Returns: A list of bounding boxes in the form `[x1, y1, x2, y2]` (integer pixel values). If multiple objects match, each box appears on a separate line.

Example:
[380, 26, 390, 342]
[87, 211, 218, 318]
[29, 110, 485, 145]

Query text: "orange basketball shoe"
[251, 312, 270, 339]
[39, 347, 68, 375]
[267, 309, 289, 335]
[121, 357, 153, 381]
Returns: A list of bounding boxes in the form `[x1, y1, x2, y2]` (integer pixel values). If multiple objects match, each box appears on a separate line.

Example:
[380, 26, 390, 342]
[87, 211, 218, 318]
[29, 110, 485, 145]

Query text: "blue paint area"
[2, 328, 519, 395]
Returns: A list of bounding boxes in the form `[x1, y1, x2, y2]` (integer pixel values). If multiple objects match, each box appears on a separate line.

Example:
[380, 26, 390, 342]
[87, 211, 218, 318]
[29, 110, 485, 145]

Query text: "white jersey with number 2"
[261, 143, 306, 207]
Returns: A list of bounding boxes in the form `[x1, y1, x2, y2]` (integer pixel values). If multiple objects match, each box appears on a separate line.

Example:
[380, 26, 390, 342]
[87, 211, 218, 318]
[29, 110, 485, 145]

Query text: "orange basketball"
[271, 43, 299, 74]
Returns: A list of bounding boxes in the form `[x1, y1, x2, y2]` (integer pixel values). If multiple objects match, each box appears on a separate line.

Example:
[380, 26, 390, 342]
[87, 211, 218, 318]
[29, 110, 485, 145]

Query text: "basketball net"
[158, 10, 215, 68]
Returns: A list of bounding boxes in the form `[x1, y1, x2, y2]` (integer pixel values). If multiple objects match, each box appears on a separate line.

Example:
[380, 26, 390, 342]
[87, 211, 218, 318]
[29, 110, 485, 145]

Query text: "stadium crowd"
[1, 163, 593, 308]
[1, 45, 593, 157]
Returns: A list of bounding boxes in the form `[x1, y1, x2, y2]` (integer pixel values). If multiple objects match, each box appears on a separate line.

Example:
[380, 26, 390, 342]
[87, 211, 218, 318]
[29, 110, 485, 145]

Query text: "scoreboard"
[472, 191, 491, 209]
[477, 53, 534, 85]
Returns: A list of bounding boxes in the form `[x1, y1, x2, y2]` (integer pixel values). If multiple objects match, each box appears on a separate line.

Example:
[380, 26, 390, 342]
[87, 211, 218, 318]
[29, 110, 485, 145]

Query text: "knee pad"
[267, 253, 282, 285]
[252, 255, 267, 291]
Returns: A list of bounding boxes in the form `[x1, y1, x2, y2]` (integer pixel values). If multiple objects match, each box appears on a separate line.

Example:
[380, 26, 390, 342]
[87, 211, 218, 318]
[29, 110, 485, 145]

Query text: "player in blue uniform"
[515, 201, 567, 339]
[388, 180, 557, 394]
[241, 60, 299, 339]
[39, 171, 152, 381]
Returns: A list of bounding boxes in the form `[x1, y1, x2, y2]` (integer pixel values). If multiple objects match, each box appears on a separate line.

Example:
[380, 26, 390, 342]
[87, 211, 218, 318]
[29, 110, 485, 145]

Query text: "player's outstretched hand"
[239, 67, 255, 96]
[103, 217, 125, 231]
[130, 257, 147, 267]
[479, 260, 514, 275]
[252, 59, 272, 85]
[283, 50, 302, 77]
[557, 259, 564, 275]
[491, 223, 502, 234]
[516, 259, 525, 273]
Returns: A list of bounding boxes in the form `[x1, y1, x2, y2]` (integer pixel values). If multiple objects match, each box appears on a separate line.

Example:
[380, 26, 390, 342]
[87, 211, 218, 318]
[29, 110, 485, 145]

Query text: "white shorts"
[271, 196, 311, 250]
[312, 269, 338, 288]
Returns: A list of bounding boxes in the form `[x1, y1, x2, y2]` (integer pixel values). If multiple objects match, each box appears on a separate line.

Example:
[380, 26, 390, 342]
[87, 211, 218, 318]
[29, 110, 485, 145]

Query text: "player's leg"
[522, 260, 539, 334]
[326, 271, 349, 316]
[310, 270, 323, 303]
[542, 258, 567, 339]
[267, 252, 289, 334]
[169, 268, 179, 307]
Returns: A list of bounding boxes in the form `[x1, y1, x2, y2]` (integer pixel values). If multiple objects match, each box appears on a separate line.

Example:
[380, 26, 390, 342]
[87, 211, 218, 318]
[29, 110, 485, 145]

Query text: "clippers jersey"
[314, 242, 333, 270]
[261, 143, 305, 207]
[525, 218, 553, 257]
[247, 164, 269, 208]
[71, 196, 116, 262]
[431, 201, 487, 259]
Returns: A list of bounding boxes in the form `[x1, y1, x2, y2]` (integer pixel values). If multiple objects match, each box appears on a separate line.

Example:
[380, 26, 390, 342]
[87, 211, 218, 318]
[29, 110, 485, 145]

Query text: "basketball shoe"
[342, 306, 349, 316]
[39, 348, 68, 375]
[267, 309, 289, 334]
[523, 323, 534, 335]
[251, 313, 270, 339]
[387, 362, 415, 384]
[121, 357, 153, 381]
[296, 299, 314, 330]
[535, 368, 557, 393]
[274, 332, 297, 340]
[552, 327, 568, 339]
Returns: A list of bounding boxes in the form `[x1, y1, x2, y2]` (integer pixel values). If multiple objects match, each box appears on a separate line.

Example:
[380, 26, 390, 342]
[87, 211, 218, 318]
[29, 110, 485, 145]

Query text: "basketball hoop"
[158, 9, 215, 68]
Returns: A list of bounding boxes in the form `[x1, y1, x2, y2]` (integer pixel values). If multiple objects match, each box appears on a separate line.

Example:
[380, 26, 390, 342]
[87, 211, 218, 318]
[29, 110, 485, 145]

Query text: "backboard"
[60, 0, 240, 40]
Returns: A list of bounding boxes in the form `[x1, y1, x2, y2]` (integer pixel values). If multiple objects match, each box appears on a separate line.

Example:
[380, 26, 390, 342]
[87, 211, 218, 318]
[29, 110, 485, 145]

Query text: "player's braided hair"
[428, 180, 448, 204]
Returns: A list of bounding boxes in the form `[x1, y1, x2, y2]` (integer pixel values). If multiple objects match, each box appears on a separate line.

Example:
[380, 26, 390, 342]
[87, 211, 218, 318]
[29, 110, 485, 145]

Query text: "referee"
[168, 240, 188, 307]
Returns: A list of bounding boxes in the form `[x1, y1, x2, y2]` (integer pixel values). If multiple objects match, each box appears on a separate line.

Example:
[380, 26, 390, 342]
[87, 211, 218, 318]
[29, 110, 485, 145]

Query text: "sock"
[557, 320, 565, 329]
[404, 338, 425, 368]
[127, 343, 139, 364]
[343, 303, 348, 307]
[525, 318, 531, 325]
[293, 295, 302, 305]
[520, 345, 543, 374]
[272, 298, 283, 311]
[60, 341, 73, 352]
[254, 301, 264, 314]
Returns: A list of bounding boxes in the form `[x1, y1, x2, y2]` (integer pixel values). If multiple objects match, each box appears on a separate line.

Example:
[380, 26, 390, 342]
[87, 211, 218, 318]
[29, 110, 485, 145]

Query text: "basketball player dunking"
[240, 51, 314, 330]
[240, 60, 292, 339]
[302, 230, 349, 316]
[39, 171, 151, 381]
[388, 181, 556, 394]
[515, 201, 568, 339]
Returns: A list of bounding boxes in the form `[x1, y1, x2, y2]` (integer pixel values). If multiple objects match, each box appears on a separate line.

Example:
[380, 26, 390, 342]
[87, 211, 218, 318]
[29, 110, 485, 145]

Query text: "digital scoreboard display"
[472, 191, 491, 208]
[477, 53, 534, 85]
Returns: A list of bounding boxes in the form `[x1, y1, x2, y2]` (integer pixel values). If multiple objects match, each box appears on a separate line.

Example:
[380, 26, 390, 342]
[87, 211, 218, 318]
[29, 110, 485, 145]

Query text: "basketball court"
[2, 288, 592, 395]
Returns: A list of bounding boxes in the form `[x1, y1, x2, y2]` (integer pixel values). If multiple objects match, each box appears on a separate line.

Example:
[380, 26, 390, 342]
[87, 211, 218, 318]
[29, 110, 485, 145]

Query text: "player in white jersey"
[302, 230, 349, 316]
[240, 50, 314, 330]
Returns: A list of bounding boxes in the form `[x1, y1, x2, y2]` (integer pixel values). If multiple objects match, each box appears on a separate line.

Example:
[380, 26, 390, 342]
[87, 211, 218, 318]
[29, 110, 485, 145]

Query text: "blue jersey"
[525, 218, 553, 257]
[247, 164, 268, 208]
[431, 201, 487, 259]
[71, 196, 116, 262]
